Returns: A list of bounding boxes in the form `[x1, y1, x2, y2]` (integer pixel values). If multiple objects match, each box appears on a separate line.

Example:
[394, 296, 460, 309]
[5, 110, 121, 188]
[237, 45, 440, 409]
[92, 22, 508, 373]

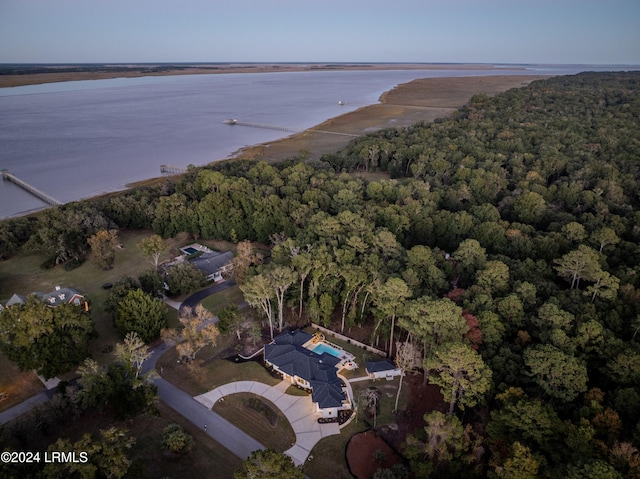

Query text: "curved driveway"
[194, 380, 340, 466]
[143, 342, 266, 461]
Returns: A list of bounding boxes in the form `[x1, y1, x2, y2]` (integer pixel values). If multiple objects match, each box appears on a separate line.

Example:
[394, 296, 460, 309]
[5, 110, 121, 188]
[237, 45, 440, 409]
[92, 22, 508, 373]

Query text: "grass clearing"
[212, 392, 295, 452]
[0, 230, 178, 303]
[126, 402, 243, 479]
[0, 355, 45, 412]
[158, 347, 279, 396]
[351, 377, 409, 426]
[201, 284, 245, 314]
[0, 230, 185, 393]
[304, 419, 368, 479]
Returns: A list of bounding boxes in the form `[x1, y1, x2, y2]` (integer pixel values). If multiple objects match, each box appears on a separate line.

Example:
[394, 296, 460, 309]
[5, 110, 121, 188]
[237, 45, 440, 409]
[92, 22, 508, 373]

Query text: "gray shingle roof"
[365, 360, 398, 373]
[190, 251, 233, 277]
[41, 288, 83, 307]
[6, 294, 27, 307]
[265, 329, 345, 409]
[4, 288, 84, 308]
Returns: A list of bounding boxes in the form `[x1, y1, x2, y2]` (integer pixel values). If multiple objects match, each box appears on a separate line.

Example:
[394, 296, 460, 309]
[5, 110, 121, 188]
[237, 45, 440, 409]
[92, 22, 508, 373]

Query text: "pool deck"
[180, 243, 214, 255]
[303, 339, 357, 370]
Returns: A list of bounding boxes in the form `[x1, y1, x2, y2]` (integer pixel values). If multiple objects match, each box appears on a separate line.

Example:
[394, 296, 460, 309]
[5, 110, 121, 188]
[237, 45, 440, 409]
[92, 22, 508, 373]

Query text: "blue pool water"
[312, 343, 342, 358]
[183, 247, 198, 255]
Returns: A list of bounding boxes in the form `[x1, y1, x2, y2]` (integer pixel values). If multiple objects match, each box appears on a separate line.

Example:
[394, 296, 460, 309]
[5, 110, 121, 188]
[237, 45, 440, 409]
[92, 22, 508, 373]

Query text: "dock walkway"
[224, 119, 358, 137]
[1, 170, 62, 206]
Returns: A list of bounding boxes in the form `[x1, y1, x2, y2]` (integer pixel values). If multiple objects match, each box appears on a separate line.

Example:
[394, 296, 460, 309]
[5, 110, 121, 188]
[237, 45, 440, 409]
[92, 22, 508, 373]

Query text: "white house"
[264, 329, 352, 418]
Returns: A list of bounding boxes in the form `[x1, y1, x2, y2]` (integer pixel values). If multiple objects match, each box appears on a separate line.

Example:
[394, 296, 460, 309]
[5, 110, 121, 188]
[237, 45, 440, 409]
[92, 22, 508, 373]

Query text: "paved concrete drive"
[156, 378, 264, 460]
[195, 380, 340, 465]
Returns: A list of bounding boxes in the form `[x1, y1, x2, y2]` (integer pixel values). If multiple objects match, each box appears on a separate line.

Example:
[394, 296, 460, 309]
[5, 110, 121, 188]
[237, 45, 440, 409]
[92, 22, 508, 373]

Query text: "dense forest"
[1, 71, 639, 478]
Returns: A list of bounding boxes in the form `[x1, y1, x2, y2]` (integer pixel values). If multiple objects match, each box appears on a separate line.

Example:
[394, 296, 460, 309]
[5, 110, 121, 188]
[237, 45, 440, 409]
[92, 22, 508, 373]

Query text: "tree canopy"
[114, 288, 167, 343]
[0, 296, 94, 378]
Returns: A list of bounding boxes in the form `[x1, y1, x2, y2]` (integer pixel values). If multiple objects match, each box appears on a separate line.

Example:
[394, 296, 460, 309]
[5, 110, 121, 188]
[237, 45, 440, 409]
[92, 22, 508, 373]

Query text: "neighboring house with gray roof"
[3, 287, 85, 309]
[5, 294, 28, 307]
[190, 251, 233, 282]
[264, 329, 352, 418]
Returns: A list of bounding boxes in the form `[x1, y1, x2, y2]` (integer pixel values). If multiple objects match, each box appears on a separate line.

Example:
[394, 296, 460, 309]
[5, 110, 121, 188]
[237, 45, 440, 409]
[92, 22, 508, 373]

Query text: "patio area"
[302, 331, 357, 370]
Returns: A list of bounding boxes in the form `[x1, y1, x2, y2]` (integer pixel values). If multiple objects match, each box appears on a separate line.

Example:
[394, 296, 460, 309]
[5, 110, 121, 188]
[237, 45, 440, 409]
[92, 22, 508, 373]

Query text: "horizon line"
[2, 61, 640, 67]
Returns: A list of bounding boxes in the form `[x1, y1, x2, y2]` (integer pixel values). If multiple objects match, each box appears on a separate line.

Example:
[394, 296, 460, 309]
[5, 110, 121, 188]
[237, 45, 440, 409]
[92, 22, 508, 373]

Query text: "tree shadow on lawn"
[157, 344, 279, 397]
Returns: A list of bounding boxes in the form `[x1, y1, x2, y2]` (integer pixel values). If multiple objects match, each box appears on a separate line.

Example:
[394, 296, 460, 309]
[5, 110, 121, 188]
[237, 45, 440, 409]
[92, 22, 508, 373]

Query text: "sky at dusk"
[1, 0, 639, 65]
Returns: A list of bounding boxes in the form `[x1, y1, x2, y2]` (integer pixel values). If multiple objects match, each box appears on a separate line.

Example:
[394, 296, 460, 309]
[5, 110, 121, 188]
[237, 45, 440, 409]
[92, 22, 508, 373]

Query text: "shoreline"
[0, 62, 524, 88]
[3, 73, 550, 219]
[218, 74, 549, 165]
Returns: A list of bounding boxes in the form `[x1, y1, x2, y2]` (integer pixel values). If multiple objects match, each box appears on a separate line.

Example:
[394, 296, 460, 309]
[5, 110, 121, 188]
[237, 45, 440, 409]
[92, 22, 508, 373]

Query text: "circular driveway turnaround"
[195, 380, 340, 466]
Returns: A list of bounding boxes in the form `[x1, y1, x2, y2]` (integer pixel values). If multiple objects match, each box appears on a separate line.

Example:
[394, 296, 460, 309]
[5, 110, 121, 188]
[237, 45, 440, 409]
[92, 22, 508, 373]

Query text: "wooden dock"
[223, 119, 358, 137]
[1, 170, 62, 206]
[160, 165, 187, 174]
[223, 119, 298, 133]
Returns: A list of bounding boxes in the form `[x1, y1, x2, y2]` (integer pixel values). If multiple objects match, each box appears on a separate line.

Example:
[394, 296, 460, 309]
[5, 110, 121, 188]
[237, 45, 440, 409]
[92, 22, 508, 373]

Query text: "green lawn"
[212, 392, 296, 452]
[285, 384, 311, 396]
[0, 354, 45, 412]
[0, 230, 179, 304]
[350, 377, 410, 427]
[0, 230, 183, 390]
[126, 403, 243, 479]
[304, 419, 368, 479]
[158, 346, 279, 396]
[201, 284, 245, 314]
[0, 230, 179, 329]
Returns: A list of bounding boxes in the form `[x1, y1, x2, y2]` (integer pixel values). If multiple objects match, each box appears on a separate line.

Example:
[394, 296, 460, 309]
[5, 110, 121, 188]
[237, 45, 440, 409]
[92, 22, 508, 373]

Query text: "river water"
[0, 65, 630, 219]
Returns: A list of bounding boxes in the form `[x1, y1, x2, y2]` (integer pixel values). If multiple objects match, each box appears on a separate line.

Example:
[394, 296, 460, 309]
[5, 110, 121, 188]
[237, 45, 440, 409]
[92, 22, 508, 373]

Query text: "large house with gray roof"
[190, 251, 233, 282]
[264, 329, 352, 418]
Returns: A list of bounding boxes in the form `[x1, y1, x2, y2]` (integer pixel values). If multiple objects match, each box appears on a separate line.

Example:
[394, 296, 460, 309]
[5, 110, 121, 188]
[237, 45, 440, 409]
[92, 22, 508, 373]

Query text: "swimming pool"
[183, 247, 198, 255]
[312, 342, 343, 358]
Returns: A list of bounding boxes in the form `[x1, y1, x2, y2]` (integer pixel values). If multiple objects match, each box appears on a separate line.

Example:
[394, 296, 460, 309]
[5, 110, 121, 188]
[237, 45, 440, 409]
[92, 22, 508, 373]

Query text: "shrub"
[161, 423, 193, 454]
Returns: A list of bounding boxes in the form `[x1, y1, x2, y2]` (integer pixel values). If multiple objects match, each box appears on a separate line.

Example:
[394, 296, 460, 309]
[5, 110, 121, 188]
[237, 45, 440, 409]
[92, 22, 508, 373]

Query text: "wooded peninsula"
[1, 71, 639, 478]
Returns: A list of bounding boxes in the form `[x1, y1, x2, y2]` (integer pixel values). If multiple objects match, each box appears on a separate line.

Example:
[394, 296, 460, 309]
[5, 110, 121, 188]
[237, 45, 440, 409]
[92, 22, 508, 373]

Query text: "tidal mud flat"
[230, 74, 548, 164]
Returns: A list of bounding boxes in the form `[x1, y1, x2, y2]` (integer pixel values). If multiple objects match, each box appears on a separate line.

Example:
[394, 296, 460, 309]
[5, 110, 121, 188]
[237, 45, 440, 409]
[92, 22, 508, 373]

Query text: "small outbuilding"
[365, 360, 402, 380]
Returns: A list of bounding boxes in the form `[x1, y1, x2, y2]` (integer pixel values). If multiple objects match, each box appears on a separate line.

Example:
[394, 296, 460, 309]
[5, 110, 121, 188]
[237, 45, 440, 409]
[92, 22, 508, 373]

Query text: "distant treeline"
[0, 64, 233, 76]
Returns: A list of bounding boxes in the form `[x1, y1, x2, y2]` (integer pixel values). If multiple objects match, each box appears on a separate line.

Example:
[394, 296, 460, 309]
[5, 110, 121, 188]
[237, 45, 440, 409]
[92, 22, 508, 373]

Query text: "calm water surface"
[0, 65, 625, 218]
